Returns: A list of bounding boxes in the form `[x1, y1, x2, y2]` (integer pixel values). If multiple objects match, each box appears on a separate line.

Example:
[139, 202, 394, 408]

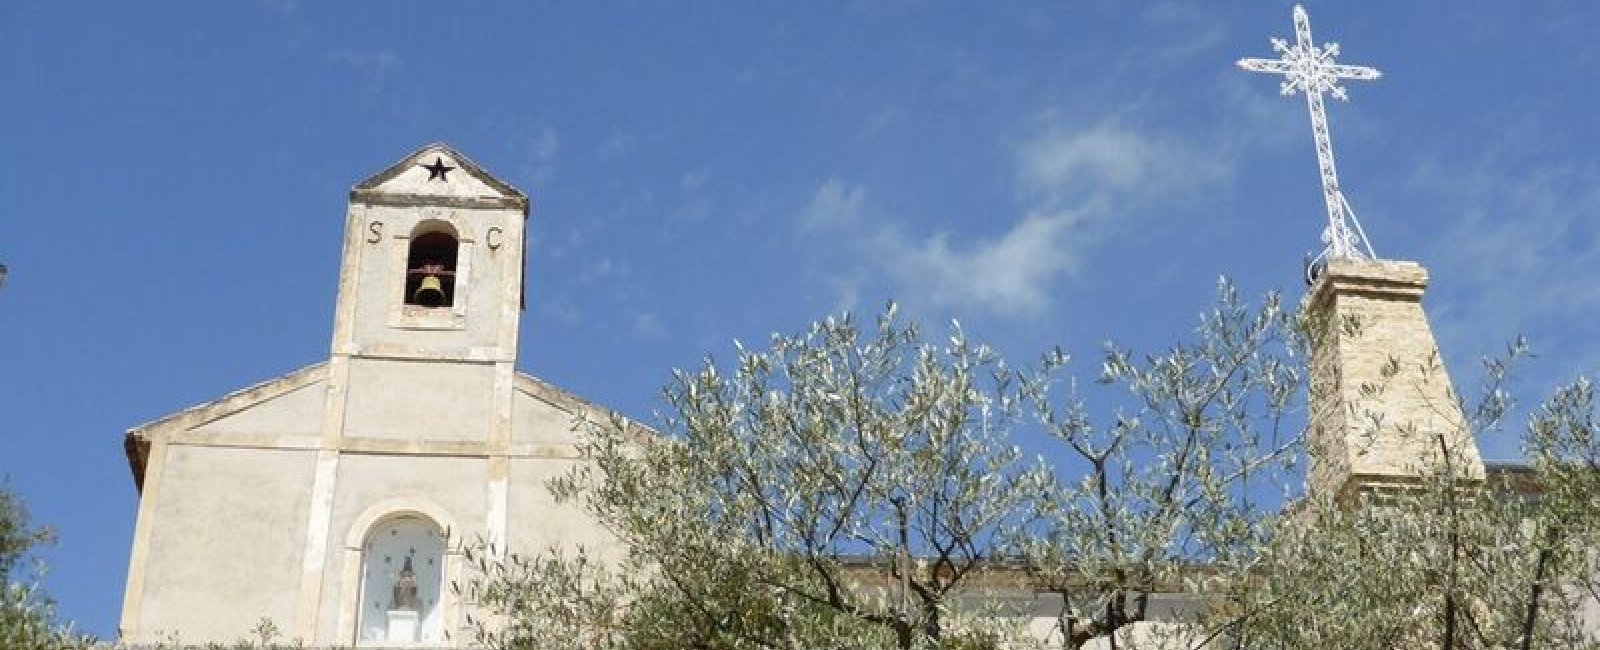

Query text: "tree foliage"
[465, 304, 1049, 649]
[0, 484, 93, 650]
[462, 283, 1600, 650]
[1222, 346, 1600, 650]
[1014, 283, 1302, 649]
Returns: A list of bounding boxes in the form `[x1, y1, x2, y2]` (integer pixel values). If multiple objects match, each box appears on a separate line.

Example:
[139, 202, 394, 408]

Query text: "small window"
[405, 232, 458, 308]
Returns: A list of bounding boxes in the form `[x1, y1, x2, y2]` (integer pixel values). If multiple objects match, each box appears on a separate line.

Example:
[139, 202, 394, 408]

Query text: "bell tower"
[334, 143, 528, 361]
[293, 143, 530, 641]
[325, 143, 529, 440]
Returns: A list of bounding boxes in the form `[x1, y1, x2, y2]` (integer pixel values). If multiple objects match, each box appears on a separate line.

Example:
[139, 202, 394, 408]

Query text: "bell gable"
[352, 143, 528, 210]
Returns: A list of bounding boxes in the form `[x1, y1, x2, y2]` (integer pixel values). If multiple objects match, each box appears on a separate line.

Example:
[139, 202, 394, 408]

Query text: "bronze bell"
[413, 274, 445, 306]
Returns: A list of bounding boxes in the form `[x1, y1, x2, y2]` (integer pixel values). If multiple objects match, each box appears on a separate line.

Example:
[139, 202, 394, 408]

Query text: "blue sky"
[3, 0, 1599, 638]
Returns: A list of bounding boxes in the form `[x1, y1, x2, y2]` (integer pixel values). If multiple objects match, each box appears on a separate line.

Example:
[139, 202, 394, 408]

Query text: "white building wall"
[121, 145, 625, 647]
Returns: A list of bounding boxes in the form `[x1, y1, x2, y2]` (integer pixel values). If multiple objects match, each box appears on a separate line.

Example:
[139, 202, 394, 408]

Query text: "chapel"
[119, 144, 627, 647]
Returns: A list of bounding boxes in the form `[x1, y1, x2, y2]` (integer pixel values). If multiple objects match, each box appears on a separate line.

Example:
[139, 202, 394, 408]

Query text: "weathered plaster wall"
[343, 358, 495, 442]
[315, 454, 490, 643]
[510, 386, 584, 447]
[134, 445, 315, 643]
[507, 457, 620, 558]
[189, 382, 326, 438]
[343, 202, 521, 357]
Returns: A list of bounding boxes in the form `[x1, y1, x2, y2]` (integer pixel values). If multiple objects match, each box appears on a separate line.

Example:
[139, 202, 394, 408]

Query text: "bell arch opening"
[354, 514, 447, 646]
[404, 224, 459, 308]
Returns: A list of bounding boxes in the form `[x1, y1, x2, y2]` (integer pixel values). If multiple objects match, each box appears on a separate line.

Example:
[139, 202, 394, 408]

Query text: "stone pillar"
[1302, 259, 1484, 500]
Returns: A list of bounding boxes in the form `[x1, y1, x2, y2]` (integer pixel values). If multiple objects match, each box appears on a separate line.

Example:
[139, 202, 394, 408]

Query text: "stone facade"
[119, 145, 629, 647]
[1302, 258, 1485, 499]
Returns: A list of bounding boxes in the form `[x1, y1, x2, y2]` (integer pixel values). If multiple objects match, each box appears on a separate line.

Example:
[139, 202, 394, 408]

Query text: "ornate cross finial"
[1238, 4, 1382, 277]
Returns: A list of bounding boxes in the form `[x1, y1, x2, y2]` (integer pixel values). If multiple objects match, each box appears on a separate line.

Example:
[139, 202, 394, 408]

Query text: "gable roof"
[123, 362, 328, 491]
[350, 142, 529, 211]
[122, 363, 658, 491]
[514, 371, 660, 445]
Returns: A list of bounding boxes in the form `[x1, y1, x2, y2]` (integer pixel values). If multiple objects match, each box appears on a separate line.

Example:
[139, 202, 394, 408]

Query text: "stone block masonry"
[1302, 258, 1485, 500]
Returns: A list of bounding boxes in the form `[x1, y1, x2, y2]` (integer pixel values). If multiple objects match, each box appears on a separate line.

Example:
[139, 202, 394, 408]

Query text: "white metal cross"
[1238, 4, 1382, 268]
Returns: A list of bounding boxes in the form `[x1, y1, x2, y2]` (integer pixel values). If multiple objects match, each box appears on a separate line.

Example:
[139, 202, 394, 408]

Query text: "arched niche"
[338, 500, 461, 647]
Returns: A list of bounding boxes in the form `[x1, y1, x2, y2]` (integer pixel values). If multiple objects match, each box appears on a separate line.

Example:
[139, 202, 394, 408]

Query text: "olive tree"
[461, 284, 1600, 650]
[1220, 349, 1600, 650]
[461, 283, 1309, 650]
[1014, 283, 1304, 649]
[0, 485, 92, 650]
[464, 305, 1052, 649]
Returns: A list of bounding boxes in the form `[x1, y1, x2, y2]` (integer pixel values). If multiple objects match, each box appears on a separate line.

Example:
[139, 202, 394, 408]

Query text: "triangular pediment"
[124, 362, 328, 489]
[352, 143, 527, 209]
[512, 372, 659, 447]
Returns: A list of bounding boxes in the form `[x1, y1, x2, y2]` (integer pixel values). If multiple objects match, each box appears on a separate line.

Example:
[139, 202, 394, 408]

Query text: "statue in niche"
[391, 555, 419, 611]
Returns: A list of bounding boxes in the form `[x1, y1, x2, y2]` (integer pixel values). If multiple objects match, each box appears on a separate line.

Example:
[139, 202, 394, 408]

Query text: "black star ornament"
[420, 157, 455, 181]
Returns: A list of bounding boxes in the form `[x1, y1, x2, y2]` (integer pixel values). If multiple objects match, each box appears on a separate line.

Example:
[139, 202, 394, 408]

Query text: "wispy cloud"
[598, 129, 635, 159]
[516, 126, 560, 185]
[259, 0, 297, 15]
[578, 256, 625, 285]
[680, 170, 710, 192]
[1417, 160, 1600, 353]
[1136, 2, 1229, 66]
[540, 299, 582, 326]
[800, 119, 1226, 319]
[631, 312, 668, 341]
[330, 49, 402, 85]
[875, 207, 1090, 318]
[801, 177, 868, 230]
[673, 170, 714, 224]
[1016, 119, 1227, 206]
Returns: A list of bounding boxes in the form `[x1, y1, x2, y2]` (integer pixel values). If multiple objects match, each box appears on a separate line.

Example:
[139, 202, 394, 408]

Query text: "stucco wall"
[134, 445, 316, 643]
[314, 454, 491, 643]
[343, 202, 521, 357]
[511, 387, 583, 447]
[343, 358, 495, 442]
[189, 381, 326, 438]
[507, 457, 620, 559]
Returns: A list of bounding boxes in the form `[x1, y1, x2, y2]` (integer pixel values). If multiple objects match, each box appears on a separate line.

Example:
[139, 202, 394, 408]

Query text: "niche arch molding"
[335, 497, 465, 647]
